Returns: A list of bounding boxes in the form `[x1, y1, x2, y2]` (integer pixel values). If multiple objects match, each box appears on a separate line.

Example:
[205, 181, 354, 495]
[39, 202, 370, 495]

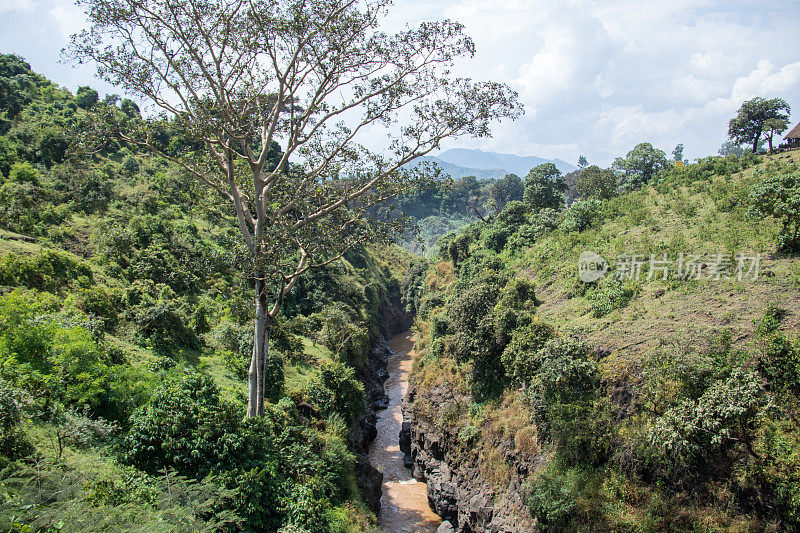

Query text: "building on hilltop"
[785, 122, 800, 149]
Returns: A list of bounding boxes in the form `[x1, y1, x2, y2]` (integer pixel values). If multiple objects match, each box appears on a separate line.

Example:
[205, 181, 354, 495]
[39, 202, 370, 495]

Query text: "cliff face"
[351, 297, 413, 514]
[402, 380, 538, 533]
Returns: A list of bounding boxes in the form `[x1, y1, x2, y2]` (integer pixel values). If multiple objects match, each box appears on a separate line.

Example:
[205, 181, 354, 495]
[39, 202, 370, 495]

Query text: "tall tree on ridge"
[728, 97, 790, 154]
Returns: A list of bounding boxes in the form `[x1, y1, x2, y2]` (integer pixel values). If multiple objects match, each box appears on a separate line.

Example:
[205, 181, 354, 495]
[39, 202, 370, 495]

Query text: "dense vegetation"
[4, 48, 800, 532]
[409, 140, 800, 529]
[0, 54, 419, 532]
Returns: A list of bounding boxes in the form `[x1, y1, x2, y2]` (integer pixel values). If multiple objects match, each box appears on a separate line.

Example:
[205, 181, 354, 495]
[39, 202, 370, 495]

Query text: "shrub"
[132, 294, 199, 355]
[649, 369, 767, 476]
[448, 231, 473, 266]
[73, 286, 119, 330]
[305, 361, 365, 426]
[588, 277, 638, 318]
[501, 320, 555, 383]
[7, 161, 39, 184]
[483, 225, 510, 253]
[50, 326, 110, 409]
[121, 155, 140, 175]
[74, 169, 114, 213]
[0, 290, 111, 413]
[528, 336, 611, 464]
[525, 463, 577, 528]
[495, 200, 528, 227]
[314, 306, 369, 367]
[506, 225, 539, 251]
[121, 369, 246, 477]
[748, 171, 800, 252]
[0, 250, 93, 293]
[75, 86, 98, 109]
[449, 281, 500, 361]
[0, 380, 33, 458]
[560, 198, 602, 233]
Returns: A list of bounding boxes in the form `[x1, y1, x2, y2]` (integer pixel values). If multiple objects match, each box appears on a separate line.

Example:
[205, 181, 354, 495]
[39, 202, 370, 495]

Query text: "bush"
[50, 326, 110, 408]
[121, 369, 247, 477]
[448, 231, 473, 266]
[588, 277, 638, 318]
[749, 171, 800, 252]
[495, 200, 528, 227]
[122, 369, 360, 531]
[528, 336, 611, 464]
[0, 289, 113, 414]
[501, 320, 555, 383]
[121, 155, 140, 175]
[0, 250, 93, 293]
[525, 462, 577, 528]
[305, 361, 365, 426]
[483, 225, 511, 253]
[649, 368, 767, 476]
[130, 289, 199, 355]
[73, 286, 119, 330]
[314, 306, 369, 367]
[560, 198, 602, 233]
[7, 161, 39, 184]
[449, 281, 500, 361]
[0, 380, 33, 458]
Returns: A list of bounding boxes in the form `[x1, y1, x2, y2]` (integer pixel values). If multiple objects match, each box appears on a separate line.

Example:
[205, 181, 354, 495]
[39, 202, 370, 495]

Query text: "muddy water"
[368, 331, 441, 532]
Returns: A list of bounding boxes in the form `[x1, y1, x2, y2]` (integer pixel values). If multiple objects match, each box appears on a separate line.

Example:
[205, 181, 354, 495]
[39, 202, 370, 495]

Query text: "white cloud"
[0, 0, 35, 14]
[48, 2, 86, 40]
[1, 0, 798, 165]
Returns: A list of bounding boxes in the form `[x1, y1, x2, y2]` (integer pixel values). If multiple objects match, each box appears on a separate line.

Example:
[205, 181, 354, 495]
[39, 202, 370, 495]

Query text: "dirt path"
[368, 331, 441, 532]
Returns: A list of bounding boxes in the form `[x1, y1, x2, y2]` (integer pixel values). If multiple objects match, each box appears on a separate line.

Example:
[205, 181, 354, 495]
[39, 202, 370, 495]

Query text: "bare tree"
[67, 0, 521, 417]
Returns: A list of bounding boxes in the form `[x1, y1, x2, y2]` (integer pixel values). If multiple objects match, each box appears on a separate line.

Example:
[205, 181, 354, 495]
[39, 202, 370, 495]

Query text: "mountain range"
[415, 148, 577, 180]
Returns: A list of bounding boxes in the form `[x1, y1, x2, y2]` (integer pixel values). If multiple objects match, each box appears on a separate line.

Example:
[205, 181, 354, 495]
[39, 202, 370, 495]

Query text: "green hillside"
[0, 53, 418, 532]
[408, 149, 800, 530]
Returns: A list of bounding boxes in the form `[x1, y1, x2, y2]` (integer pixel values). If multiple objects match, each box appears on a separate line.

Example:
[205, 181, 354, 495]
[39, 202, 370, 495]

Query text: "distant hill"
[437, 148, 576, 176]
[409, 149, 576, 180]
[414, 156, 508, 180]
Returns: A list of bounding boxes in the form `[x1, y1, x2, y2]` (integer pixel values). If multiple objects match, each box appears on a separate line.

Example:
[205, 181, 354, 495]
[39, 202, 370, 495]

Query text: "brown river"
[368, 331, 441, 532]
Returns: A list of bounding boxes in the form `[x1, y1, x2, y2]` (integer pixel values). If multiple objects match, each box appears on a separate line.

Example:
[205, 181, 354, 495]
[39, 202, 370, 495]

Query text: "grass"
[512, 150, 800, 358]
[406, 151, 800, 529]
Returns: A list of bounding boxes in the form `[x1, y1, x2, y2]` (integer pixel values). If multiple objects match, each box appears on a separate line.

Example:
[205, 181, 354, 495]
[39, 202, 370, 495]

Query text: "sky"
[1, 0, 798, 167]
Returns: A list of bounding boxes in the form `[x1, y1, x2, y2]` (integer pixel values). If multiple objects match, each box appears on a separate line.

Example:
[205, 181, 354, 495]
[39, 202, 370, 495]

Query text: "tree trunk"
[247, 276, 269, 418]
[768, 131, 774, 153]
[752, 128, 762, 154]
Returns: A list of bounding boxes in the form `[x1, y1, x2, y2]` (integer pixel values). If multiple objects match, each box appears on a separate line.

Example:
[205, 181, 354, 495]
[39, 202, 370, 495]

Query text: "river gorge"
[368, 332, 441, 532]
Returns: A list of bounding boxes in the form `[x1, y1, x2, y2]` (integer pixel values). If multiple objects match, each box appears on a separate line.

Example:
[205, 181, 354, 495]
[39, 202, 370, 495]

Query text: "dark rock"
[377, 367, 389, 381]
[399, 421, 412, 455]
[378, 297, 412, 337]
[428, 476, 458, 524]
[354, 454, 383, 514]
[406, 377, 538, 532]
[404, 453, 414, 469]
[654, 288, 665, 298]
[372, 394, 390, 411]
